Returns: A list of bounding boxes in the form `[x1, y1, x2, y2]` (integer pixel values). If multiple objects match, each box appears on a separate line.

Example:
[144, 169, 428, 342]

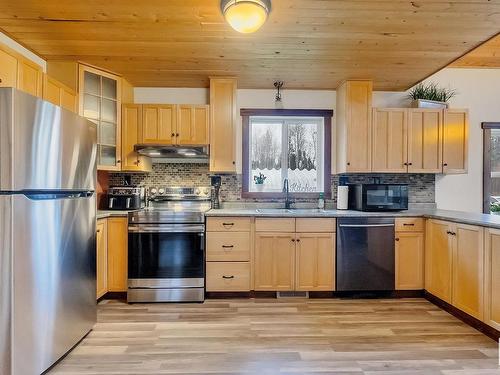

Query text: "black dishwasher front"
[336, 217, 395, 291]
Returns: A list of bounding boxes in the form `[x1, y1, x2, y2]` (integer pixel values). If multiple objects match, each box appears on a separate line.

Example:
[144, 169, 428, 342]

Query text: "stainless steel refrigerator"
[0, 88, 98, 375]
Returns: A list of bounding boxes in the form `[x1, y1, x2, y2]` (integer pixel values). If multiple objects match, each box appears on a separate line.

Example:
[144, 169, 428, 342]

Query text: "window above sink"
[241, 109, 333, 199]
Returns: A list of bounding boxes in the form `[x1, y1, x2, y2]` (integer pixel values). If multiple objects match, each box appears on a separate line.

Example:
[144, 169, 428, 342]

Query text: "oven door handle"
[128, 224, 205, 233]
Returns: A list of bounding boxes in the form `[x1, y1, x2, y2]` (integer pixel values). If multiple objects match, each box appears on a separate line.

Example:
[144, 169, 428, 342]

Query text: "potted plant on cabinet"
[408, 82, 457, 109]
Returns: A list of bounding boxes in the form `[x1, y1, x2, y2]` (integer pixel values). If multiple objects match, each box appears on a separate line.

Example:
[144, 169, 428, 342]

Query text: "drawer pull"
[222, 275, 235, 279]
[222, 245, 234, 249]
[403, 223, 415, 226]
[222, 223, 235, 228]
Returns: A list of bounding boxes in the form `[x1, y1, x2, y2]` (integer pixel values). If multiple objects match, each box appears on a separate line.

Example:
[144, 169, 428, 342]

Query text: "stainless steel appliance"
[127, 186, 211, 303]
[134, 144, 209, 159]
[336, 217, 395, 291]
[348, 183, 408, 211]
[107, 186, 145, 210]
[0, 88, 97, 375]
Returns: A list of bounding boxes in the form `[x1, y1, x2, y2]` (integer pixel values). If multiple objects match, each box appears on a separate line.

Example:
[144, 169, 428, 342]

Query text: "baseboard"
[424, 291, 500, 341]
[205, 291, 277, 299]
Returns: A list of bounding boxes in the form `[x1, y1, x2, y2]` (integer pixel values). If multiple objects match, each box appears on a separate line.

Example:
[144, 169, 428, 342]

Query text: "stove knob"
[158, 188, 165, 195]
[194, 188, 201, 195]
[150, 188, 157, 195]
[203, 187, 210, 195]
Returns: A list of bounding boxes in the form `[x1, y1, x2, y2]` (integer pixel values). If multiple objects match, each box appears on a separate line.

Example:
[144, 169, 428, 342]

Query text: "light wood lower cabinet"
[295, 233, 335, 291]
[96, 219, 108, 299]
[452, 223, 484, 320]
[106, 217, 128, 292]
[206, 262, 250, 292]
[484, 228, 500, 331]
[395, 232, 424, 290]
[425, 219, 453, 302]
[426, 219, 484, 320]
[254, 233, 296, 291]
[206, 232, 250, 262]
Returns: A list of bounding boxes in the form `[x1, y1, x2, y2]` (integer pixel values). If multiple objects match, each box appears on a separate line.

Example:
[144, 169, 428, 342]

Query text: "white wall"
[0, 31, 46, 71]
[134, 68, 500, 213]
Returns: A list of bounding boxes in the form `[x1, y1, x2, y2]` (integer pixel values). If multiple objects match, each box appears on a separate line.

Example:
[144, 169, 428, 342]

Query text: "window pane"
[102, 77, 117, 100]
[489, 129, 500, 214]
[249, 121, 283, 192]
[84, 71, 100, 96]
[288, 121, 323, 192]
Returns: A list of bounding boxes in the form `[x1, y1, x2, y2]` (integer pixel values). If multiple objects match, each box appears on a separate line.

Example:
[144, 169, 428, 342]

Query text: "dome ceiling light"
[220, 0, 271, 34]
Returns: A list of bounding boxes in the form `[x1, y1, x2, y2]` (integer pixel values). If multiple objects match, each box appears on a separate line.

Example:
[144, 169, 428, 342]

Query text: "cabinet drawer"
[206, 262, 250, 291]
[206, 232, 250, 261]
[206, 217, 251, 232]
[296, 218, 336, 233]
[255, 218, 295, 232]
[395, 218, 424, 232]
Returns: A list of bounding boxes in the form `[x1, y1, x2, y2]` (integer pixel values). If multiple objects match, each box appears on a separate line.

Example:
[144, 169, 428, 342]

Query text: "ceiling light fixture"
[221, 0, 271, 34]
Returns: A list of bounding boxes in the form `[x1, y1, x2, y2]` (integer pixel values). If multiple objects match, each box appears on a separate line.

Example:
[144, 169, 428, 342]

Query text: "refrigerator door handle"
[22, 191, 95, 201]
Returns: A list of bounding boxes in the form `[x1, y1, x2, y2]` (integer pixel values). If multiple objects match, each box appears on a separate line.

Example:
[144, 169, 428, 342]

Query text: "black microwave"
[348, 184, 408, 212]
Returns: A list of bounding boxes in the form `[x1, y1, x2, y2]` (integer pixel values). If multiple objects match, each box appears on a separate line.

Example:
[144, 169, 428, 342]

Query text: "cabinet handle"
[403, 162, 408, 166]
[296, 238, 301, 242]
[403, 223, 415, 226]
[395, 238, 399, 241]
[232, 161, 236, 165]
[222, 275, 234, 279]
[222, 245, 234, 249]
[96, 229, 101, 233]
[0, 78, 2, 83]
[347, 162, 351, 166]
[443, 163, 448, 167]
[176, 133, 180, 137]
[222, 222, 234, 228]
[171, 133, 175, 137]
[291, 238, 295, 242]
[408, 162, 413, 166]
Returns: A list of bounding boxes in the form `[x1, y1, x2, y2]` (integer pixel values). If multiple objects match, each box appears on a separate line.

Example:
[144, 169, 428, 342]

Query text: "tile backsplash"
[109, 163, 435, 205]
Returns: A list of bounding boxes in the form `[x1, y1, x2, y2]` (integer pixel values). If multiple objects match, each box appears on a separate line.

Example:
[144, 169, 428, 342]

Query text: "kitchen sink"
[254, 208, 326, 214]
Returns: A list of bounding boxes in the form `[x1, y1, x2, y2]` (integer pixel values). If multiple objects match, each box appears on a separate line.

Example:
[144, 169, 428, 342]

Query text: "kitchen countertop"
[97, 210, 136, 219]
[205, 208, 500, 230]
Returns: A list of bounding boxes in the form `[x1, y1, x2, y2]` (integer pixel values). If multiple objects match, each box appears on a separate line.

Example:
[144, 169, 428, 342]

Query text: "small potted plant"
[491, 202, 500, 215]
[253, 173, 267, 192]
[408, 82, 457, 109]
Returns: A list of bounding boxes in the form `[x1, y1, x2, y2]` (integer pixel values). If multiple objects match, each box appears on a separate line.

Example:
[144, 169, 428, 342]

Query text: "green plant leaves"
[408, 82, 457, 102]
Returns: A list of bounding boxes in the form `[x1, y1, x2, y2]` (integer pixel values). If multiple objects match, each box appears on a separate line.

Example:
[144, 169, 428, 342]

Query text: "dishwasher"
[336, 217, 395, 291]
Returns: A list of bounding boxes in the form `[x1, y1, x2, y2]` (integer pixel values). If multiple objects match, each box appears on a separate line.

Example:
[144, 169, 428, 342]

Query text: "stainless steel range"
[127, 186, 211, 303]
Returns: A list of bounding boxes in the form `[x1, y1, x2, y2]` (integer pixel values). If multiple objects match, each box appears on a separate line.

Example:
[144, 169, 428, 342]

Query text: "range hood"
[134, 144, 209, 159]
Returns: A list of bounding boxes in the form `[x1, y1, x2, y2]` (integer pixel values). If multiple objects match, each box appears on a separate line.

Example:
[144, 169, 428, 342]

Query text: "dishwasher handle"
[338, 223, 395, 228]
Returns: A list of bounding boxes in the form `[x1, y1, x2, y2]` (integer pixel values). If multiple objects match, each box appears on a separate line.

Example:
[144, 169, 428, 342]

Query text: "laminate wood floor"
[49, 298, 499, 375]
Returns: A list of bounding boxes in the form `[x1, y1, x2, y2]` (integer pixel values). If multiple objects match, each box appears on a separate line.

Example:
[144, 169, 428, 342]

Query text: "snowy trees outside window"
[249, 116, 324, 193]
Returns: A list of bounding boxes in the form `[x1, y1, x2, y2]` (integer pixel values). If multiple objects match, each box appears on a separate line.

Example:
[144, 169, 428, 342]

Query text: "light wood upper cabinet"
[0, 48, 18, 88]
[484, 228, 500, 331]
[443, 109, 468, 174]
[107, 217, 128, 292]
[210, 77, 237, 173]
[42, 74, 77, 112]
[452, 223, 484, 320]
[395, 232, 424, 290]
[17, 58, 43, 97]
[295, 233, 335, 291]
[177, 104, 209, 145]
[122, 104, 152, 172]
[254, 232, 295, 291]
[336, 80, 373, 173]
[407, 109, 443, 173]
[372, 108, 407, 173]
[425, 219, 453, 303]
[79, 65, 122, 171]
[96, 219, 108, 299]
[140, 104, 176, 144]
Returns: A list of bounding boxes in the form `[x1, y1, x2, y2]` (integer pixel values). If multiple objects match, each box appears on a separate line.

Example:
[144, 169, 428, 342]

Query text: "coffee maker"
[210, 176, 221, 209]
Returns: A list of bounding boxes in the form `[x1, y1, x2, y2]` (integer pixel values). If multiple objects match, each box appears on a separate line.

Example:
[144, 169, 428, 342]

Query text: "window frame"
[482, 122, 500, 214]
[241, 108, 333, 199]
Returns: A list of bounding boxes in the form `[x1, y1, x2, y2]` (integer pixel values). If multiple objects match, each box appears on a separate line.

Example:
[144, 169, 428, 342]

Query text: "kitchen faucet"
[283, 178, 294, 209]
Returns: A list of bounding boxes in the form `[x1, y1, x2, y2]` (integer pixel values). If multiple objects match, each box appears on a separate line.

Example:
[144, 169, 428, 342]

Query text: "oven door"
[128, 224, 205, 289]
[363, 185, 408, 211]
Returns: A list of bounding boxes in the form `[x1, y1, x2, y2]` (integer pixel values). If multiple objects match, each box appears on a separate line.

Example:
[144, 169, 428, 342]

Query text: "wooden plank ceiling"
[0, 0, 499, 90]
[451, 34, 500, 68]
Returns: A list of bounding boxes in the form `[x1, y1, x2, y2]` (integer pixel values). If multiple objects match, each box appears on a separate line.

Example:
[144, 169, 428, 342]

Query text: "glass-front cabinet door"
[79, 65, 121, 171]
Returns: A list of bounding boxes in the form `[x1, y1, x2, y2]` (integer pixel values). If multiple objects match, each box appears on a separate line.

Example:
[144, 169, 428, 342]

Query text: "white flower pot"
[411, 99, 448, 109]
